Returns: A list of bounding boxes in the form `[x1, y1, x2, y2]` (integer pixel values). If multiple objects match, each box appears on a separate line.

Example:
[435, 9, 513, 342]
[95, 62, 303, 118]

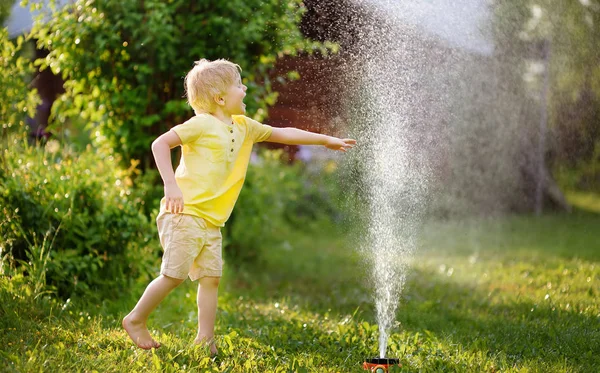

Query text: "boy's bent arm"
[267, 127, 356, 152]
[152, 130, 184, 213]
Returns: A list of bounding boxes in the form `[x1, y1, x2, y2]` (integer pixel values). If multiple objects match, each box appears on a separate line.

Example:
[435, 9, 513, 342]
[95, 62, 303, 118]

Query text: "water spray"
[342, 4, 431, 368]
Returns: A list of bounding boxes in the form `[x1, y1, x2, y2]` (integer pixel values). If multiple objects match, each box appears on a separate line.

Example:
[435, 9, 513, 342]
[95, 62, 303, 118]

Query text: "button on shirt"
[165, 114, 273, 226]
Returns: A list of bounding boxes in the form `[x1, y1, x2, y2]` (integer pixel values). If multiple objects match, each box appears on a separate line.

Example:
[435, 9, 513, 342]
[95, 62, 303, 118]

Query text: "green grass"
[1, 212, 599, 372]
[565, 191, 600, 214]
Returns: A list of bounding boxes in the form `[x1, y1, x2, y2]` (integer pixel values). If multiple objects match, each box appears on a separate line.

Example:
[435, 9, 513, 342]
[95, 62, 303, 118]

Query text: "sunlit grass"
[565, 190, 600, 214]
[1, 213, 599, 372]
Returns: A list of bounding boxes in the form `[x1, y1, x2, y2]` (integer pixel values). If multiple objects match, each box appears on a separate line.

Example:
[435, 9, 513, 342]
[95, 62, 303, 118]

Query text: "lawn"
[1, 211, 598, 372]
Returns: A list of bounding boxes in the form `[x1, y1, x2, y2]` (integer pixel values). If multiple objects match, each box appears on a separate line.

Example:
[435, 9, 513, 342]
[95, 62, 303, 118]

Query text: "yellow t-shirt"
[162, 113, 273, 227]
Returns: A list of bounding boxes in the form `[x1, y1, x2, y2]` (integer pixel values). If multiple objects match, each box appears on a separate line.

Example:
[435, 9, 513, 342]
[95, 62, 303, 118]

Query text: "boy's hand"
[164, 183, 184, 214]
[324, 137, 356, 152]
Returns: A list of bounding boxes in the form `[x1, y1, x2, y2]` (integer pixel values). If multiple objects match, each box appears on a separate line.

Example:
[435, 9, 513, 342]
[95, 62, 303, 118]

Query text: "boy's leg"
[194, 276, 220, 354]
[123, 274, 184, 349]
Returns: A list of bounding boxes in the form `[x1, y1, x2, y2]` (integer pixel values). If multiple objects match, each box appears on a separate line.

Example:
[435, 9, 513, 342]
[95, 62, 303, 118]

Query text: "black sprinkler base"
[363, 357, 401, 372]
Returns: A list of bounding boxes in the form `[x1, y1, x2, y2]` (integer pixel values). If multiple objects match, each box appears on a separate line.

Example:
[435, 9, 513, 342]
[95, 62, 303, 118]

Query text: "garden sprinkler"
[362, 357, 400, 372]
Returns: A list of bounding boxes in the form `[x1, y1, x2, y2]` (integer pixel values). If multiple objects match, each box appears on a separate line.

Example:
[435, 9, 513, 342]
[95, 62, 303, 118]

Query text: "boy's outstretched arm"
[267, 127, 356, 152]
[152, 130, 184, 213]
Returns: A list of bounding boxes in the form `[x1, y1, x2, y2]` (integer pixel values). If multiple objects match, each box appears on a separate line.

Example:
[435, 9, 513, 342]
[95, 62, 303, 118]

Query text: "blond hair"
[184, 59, 242, 114]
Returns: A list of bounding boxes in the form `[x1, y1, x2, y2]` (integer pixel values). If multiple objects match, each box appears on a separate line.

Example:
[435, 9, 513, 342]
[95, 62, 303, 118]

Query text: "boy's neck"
[210, 109, 233, 126]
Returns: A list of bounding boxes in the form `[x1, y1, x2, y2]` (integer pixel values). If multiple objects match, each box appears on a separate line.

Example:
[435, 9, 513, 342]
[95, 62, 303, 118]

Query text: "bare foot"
[194, 337, 218, 355]
[122, 314, 160, 350]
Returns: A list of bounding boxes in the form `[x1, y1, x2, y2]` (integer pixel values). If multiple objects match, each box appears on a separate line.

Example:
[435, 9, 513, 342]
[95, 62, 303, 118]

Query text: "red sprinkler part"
[363, 358, 400, 372]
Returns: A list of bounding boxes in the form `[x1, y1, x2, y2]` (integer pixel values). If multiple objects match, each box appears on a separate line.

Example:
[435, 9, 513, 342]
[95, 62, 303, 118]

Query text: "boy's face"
[221, 77, 247, 115]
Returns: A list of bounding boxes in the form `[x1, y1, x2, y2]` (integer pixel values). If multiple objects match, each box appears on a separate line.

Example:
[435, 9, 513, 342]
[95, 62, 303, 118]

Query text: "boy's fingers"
[165, 197, 184, 213]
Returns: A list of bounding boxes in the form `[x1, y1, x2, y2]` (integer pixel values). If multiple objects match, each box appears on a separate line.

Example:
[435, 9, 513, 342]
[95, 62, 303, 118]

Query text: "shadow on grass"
[399, 268, 599, 372]
[223, 263, 598, 371]
[222, 227, 599, 372]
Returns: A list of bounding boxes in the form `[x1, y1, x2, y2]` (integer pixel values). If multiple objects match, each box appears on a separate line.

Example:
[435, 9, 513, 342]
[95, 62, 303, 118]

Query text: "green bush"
[29, 0, 334, 166]
[0, 138, 159, 299]
[224, 150, 346, 265]
[0, 28, 39, 142]
[0, 1, 12, 26]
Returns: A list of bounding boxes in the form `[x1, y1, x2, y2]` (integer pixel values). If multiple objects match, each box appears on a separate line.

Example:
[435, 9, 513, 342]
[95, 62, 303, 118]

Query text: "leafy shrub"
[0, 28, 39, 142]
[0, 138, 159, 299]
[29, 0, 334, 165]
[0, 1, 12, 25]
[224, 150, 345, 265]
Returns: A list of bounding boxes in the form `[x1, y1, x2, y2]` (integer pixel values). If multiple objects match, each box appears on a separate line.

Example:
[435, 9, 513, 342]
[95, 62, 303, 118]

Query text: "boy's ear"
[214, 94, 225, 106]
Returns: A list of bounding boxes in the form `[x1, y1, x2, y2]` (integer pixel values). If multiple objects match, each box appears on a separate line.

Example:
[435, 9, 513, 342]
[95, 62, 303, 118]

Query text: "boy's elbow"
[151, 138, 163, 152]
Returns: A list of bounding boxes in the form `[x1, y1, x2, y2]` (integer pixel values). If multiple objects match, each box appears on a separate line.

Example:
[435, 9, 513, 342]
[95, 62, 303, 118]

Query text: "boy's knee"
[162, 274, 185, 287]
[200, 276, 220, 288]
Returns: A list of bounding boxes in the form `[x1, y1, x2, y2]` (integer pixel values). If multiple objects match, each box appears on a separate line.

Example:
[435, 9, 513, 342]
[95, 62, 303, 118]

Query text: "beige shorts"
[156, 211, 223, 281]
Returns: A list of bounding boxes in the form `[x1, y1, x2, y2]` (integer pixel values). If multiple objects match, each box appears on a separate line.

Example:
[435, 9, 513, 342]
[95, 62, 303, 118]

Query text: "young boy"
[122, 59, 355, 353]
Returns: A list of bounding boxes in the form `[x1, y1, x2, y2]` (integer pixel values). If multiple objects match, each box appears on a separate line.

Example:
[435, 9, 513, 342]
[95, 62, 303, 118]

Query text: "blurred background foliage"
[225, 150, 347, 266]
[492, 0, 600, 192]
[0, 0, 12, 25]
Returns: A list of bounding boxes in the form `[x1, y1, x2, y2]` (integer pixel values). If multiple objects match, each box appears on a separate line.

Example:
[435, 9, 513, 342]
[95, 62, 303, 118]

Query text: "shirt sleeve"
[244, 116, 273, 143]
[172, 116, 205, 145]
